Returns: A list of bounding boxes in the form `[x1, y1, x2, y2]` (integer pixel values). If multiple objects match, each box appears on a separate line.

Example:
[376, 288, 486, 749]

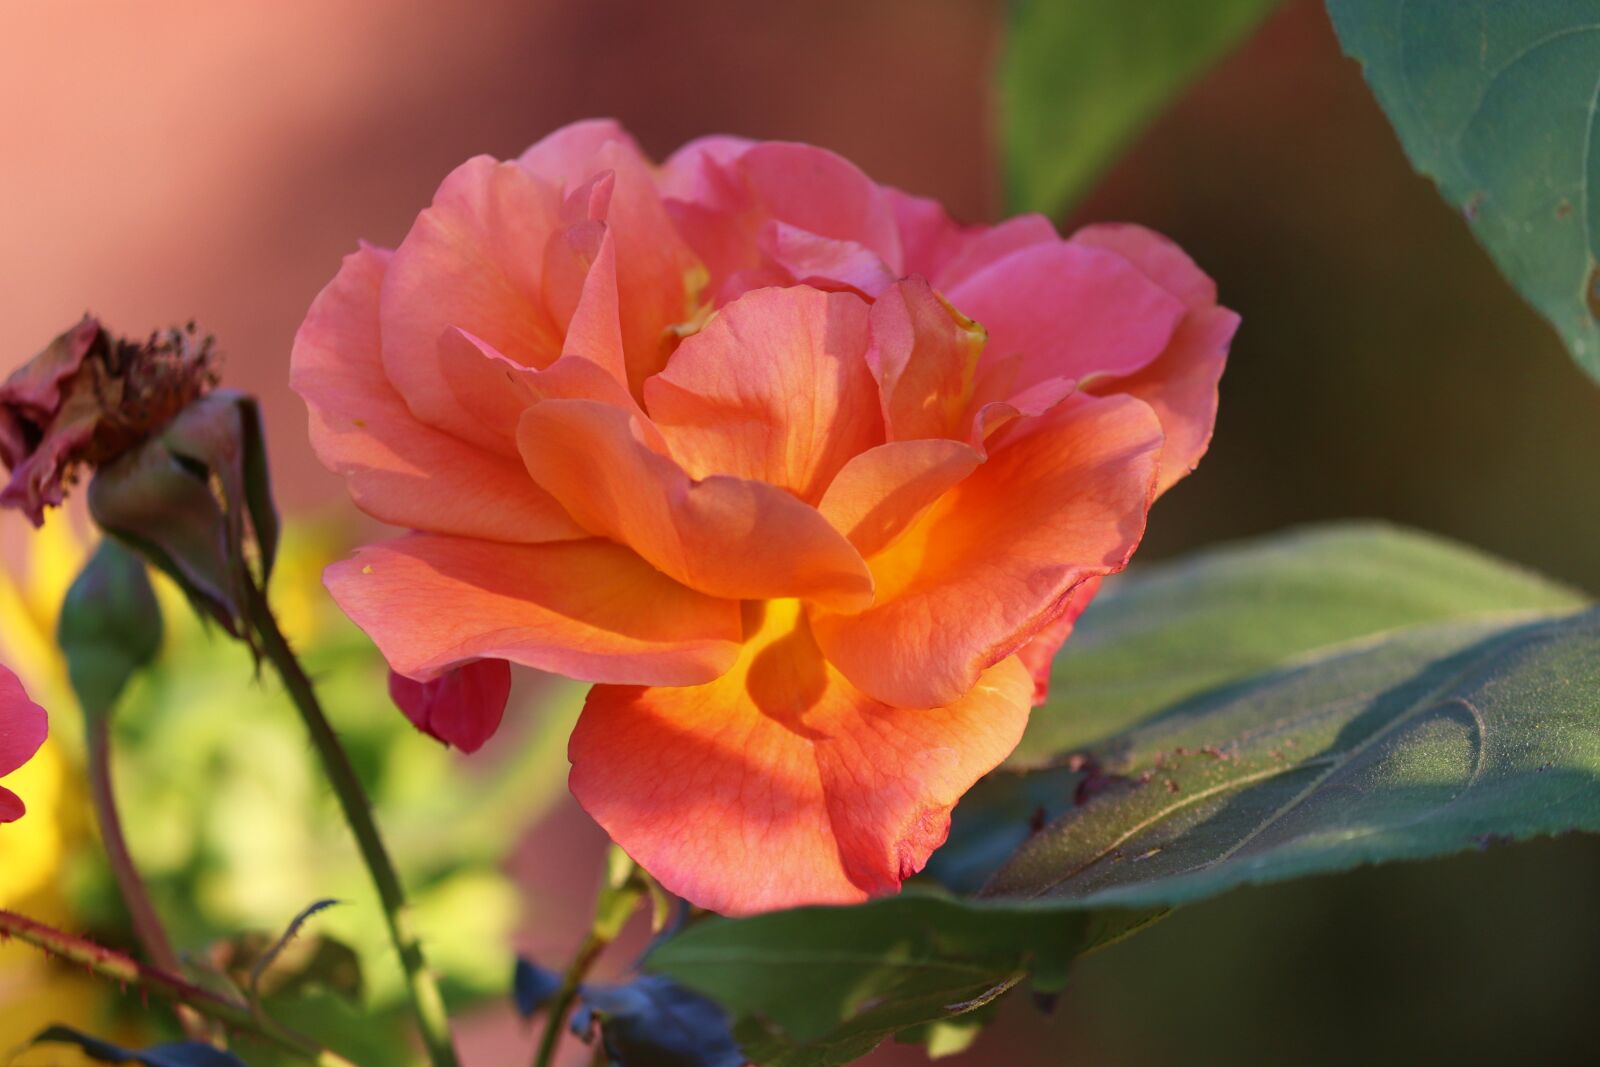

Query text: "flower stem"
[532, 930, 608, 1067]
[0, 908, 360, 1067]
[533, 850, 647, 1067]
[242, 582, 459, 1067]
[84, 715, 212, 1040]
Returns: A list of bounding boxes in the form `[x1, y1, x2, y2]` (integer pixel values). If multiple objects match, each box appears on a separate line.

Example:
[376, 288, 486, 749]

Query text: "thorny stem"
[0, 908, 359, 1067]
[242, 581, 460, 1067]
[85, 716, 211, 1042]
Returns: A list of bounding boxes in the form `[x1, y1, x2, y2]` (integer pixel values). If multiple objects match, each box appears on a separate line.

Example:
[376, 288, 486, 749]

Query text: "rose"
[0, 665, 48, 823]
[293, 120, 1236, 915]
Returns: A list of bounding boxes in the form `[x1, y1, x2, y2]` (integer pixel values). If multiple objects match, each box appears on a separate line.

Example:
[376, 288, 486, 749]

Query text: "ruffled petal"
[645, 286, 883, 501]
[946, 241, 1186, 396]
[811, 392, 1163, 709]
[663, 141, 903, 303]
[1068, 224, 1236, 494]
[868, 277, 985, 441]
[325, 535, 741, 685]
[0, 664, 48, 823]
[570, 601, 1032, 914]
[389, 659, 512, 754]
[518, 399, 874, 610]
[291, 245, 585, 543]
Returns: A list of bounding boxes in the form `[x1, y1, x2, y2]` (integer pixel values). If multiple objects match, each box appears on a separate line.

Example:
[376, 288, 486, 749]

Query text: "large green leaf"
[648, 535, 1600, 1066]
[647, 894, 1156, 1067]
[989, 608, 1600, 904]
[1000, 0, 1279, 215]
[1013, 522, 1585, 766]
[1328, 0, 1600, 383]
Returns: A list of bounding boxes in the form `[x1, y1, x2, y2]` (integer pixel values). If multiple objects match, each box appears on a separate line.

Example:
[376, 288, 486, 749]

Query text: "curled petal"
[0, 664, 48, 823]
[868, 277, 985, 441]
[570, 601, 1032, 914]
[518, 399, 874, 610]
[291, 245, 585, 543]
[389, 659, 512, 754]
[326, 535, 741, 685]
[811, 393, 1163, 709]
[645, 286, 883, 501]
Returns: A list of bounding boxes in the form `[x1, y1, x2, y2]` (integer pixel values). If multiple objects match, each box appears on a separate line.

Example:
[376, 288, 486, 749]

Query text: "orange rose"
[293, 120, 1235, 914]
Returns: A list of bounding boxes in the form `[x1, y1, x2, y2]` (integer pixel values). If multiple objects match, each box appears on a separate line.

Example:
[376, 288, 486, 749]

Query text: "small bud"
[387, 659, 511, 754]
[57, 539, 163, 722]
[0, 317, 217, 525]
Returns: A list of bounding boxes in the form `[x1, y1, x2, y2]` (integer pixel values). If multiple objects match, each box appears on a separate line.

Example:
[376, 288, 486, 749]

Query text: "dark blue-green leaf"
[513, 956, 561, 1019]
[28, 1026, 247, 1067]
[570, 975, 744, 1067]
[1328, 0, 1600, 383]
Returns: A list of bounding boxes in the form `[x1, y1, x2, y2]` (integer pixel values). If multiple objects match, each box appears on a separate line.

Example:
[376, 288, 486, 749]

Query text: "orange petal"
[291, 246, 585, 543]
[868, 277, 986, 441]
[570, 601, 1032, 914]
[644, 286, 883, 502]
[518, 399, 874, 610]
[325, 535, 741, 685]
[817, 438, 981, 557]
[380, 156, 565, 453]
[1014, 575, 1103, 706]
[811, 393, 1163, 709]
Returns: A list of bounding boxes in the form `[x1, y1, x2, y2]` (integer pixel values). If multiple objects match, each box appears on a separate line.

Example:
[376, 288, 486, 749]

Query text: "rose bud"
[387, 659, 512, 754]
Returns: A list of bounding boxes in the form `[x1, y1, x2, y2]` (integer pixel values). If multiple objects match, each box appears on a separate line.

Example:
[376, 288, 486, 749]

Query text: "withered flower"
[0, 316, 217, 525]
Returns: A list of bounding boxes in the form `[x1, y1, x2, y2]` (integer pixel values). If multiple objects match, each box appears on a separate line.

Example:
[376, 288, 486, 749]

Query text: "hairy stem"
[85, 716, 211, 1041]
[0, 908, 359, 1067]
[242, 582, 459, 1067]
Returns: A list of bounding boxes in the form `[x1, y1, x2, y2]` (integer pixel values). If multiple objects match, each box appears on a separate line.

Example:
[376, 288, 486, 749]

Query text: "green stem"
[533, 930, 609, 1067]
[0, 908, 360, 1067]
[534, 850, 647, 1067]
[243, 583, 459, 1067]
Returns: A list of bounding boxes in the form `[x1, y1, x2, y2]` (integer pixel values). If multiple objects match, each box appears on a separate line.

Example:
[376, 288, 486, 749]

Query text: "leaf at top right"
[1329, 0, 1600, 383]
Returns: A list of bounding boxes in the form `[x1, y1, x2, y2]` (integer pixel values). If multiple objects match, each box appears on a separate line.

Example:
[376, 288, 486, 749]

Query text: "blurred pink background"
[5, 2, 1599, 1065]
